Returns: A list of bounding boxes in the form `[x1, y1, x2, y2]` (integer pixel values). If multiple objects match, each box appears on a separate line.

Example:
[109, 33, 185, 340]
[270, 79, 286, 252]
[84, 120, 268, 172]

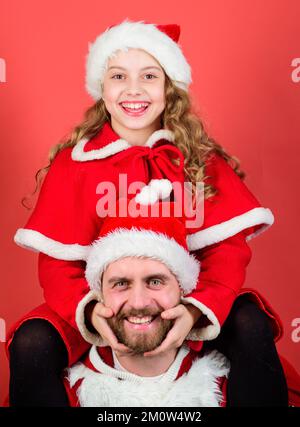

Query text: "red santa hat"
[85, 179, 200, 295]
[85, 18, 192, 101]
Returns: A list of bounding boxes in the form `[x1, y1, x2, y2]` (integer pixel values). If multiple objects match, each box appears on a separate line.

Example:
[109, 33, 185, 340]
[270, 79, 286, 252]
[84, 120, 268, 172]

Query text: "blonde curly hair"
[22, 73, 245, 209]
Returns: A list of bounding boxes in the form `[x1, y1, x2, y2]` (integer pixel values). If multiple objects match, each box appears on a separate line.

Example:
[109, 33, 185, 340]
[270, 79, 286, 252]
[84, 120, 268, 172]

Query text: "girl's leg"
[9, 318, 69, 407]
[205, 294, 288, 407]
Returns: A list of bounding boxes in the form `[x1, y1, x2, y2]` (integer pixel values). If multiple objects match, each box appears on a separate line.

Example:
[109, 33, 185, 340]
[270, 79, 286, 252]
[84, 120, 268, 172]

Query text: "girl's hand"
[143, 303, 202, 357]
[90, 301, 133, 356]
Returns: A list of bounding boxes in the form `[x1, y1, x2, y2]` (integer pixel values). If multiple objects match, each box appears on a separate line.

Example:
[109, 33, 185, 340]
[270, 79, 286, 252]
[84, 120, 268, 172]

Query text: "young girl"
[7, 19, 288, 406]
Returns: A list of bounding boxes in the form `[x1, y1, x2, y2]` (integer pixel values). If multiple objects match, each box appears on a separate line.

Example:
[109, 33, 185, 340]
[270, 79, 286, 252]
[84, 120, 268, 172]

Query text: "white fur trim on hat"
[85, 227, 200, 295]
[85, 19, 192, 100]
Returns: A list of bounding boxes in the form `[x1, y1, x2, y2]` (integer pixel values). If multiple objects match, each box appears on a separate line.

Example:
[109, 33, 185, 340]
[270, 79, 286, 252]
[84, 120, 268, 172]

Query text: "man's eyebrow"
[107, 66, 163, 72]
[143, 274, 170, 282]
[107, 273, 170, 284]
[108, 276, 127, 284]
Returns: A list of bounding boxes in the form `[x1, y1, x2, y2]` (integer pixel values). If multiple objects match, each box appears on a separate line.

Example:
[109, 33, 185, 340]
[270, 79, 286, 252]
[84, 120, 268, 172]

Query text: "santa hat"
[85, 179, 200, 295]
[85, 18, 192, 101]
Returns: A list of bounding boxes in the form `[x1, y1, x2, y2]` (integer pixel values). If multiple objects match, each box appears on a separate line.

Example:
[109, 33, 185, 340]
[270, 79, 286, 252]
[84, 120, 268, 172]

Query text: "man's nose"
[127, 284, 152, 309]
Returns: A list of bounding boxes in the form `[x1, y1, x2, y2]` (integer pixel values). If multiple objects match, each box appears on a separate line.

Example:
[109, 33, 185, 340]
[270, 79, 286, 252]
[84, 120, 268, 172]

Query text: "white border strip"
[187, 207, 275, 251]
[75, 290, 106, 346]
[14, 228, 90, 261]
[71, 130, 175, 162]
[182, 296, 221, 341]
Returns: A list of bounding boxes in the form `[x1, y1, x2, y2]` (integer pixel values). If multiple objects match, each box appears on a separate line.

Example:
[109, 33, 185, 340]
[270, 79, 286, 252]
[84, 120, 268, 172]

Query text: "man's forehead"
[104, 256, 172, 276]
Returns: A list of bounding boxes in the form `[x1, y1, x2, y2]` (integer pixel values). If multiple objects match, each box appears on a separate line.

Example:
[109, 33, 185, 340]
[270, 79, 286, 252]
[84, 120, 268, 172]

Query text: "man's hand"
[143, 303, 202, 357]
[87, 301, 133, 356]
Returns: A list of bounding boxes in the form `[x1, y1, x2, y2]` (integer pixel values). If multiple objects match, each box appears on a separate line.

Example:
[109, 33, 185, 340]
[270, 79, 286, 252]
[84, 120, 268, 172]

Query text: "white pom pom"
[135, 186, 159, 205]
[135, 179, 173, 205]
[149, 179, 173, 199]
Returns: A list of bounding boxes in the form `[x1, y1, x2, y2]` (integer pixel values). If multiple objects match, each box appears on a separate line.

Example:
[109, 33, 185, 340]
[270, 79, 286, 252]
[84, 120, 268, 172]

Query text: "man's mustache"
[116, 307, 164, 320]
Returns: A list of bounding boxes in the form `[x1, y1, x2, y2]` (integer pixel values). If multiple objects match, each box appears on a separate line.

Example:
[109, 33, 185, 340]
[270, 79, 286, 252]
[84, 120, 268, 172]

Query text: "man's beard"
[107, 305, 174, 354]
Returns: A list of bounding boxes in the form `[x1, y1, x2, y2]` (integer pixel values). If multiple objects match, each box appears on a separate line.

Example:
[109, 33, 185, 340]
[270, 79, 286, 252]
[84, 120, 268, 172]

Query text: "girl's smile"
[119, 101, 150, 117]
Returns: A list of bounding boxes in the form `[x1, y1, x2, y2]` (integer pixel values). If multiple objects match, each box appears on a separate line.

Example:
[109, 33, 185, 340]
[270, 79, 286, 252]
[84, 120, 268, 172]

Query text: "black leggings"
[9, 319, 69, 407]
[204, 294, 288, 406]
[9, 295, 288, 407]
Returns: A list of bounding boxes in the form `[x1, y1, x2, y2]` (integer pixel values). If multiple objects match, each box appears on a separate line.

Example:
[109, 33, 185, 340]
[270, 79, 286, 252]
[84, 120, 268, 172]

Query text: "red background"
[1, 0, 299, 403]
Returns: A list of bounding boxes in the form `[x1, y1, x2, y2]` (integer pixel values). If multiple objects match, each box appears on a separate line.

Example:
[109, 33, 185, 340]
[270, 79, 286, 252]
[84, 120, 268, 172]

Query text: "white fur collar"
[71, 129, 175, 162]
[66, 346, 230, 407]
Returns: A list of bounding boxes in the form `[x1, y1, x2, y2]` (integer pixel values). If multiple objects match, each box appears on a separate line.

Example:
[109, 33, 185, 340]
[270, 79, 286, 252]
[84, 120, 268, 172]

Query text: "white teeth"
[121, 103, 149, 109]
[127, 316, 153, 324]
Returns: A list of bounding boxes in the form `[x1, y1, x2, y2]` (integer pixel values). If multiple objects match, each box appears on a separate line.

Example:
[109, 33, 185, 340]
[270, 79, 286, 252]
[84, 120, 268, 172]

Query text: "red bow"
[111, 144, 185, 179]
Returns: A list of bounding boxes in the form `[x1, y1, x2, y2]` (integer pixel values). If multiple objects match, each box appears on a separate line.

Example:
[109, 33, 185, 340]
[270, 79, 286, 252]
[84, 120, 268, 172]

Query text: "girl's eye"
[145, 74, 156, 79]
[111, 74, 123, 79]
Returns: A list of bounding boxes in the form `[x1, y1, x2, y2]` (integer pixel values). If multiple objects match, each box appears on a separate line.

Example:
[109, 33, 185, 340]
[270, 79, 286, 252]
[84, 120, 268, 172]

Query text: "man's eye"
[114, 281, 127, 288]
[149, 279, 162, 287]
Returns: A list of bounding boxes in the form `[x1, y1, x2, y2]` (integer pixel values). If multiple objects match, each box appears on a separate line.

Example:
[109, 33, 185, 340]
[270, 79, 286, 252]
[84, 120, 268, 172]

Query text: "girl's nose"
[126, 80, 142, 94]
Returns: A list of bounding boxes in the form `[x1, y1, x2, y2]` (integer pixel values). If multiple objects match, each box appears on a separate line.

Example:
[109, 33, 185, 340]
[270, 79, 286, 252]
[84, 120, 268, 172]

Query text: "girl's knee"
[226, 296, 274, 345]
[9, 318, 66, 361]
